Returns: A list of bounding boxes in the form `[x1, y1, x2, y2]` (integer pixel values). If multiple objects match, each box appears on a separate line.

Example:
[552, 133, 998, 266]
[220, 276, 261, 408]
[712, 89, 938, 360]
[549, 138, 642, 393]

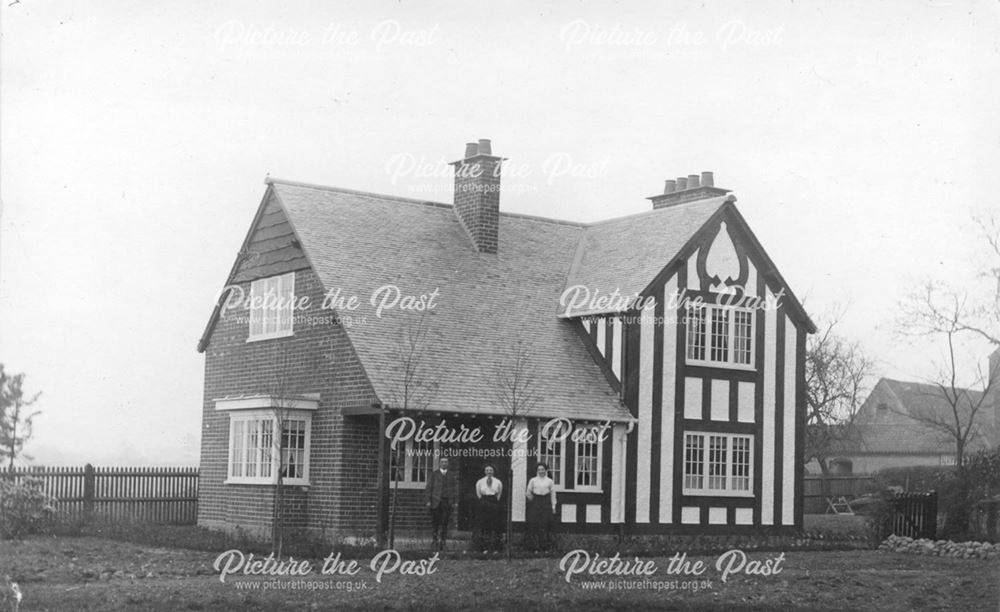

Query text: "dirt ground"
[1, 535, 997, 611]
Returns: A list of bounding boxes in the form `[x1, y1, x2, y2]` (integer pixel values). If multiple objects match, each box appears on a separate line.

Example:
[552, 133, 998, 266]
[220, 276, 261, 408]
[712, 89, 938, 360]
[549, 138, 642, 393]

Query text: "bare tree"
[896, 297, 999, 470]
[261, 337, 334, 557]
[382, 312, 440, 548]
[804, 313, 875, 476]
[0, 365, 42, 471]
[492, 338, 542, 561]
[262, 346, 301, 557]
[897, 215, 1000, 469]
[895, 215, 1000, 535]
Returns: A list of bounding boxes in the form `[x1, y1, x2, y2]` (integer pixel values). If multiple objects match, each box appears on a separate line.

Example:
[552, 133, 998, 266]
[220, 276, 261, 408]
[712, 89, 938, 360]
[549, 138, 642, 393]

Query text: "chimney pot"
[477, 139, 492, 155]
[649, 170, 730, 210]
[464, 142, 478, 158]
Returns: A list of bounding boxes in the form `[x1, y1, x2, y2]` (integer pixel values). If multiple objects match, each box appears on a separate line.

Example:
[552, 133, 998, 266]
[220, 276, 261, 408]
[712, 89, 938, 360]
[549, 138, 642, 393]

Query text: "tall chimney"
[648, 170, 731, 209]
[450, 138, 502, 253]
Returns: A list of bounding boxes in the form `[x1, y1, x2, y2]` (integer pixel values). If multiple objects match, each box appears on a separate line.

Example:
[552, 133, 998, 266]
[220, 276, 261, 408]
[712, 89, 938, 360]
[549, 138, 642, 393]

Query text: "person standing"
[475, 465, 503, 553]
[525, 463, 557, 552]
[425, 457, 458, 550]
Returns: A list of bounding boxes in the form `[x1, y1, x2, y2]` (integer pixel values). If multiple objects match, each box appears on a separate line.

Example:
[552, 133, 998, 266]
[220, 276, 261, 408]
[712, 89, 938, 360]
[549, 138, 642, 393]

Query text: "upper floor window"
[249, 272, 295, 341]
[686, 304, 755, 369]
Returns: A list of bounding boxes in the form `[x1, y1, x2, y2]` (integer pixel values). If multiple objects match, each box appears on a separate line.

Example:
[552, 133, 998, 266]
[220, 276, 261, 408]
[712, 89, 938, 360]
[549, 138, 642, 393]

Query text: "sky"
[1, 1, 998, 466]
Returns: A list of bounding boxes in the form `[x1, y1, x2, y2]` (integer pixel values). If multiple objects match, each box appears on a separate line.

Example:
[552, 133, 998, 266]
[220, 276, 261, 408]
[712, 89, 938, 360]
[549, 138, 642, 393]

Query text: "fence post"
[83, 463, 95, 516]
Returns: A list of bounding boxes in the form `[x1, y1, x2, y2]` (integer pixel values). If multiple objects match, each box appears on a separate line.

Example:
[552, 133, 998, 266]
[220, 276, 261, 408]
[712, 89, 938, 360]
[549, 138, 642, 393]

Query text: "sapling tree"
[492, 338, 542, 561]
[0, 365, 42, 471]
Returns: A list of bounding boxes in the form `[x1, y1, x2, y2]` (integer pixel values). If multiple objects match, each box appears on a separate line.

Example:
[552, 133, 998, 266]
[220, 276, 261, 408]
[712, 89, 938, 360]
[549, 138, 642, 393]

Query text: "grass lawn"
[1, 535, 997, 611]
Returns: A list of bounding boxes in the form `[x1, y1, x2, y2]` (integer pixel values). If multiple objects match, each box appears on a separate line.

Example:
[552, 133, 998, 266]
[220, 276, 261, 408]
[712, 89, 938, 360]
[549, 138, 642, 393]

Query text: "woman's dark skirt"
[525, 492, 555, 551]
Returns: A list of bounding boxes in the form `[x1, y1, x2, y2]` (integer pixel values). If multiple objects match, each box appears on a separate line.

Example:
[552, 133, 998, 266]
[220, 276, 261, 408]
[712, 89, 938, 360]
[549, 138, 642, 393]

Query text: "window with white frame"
[248, 272, 295, 341]
[686, 304, 755, 368]
[537, 426, 566, 487]
[390, 438, 439, 488]
[682, 431, 752, 496]
[227, 410, 311, 486]
[574, 426, 603, 491]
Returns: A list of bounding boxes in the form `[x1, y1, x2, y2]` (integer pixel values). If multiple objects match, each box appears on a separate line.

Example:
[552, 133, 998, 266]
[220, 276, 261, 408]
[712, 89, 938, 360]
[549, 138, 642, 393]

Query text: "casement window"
[390, 438, 439, 489]
[537, 427, 566, 488]
[686, 304, 755, 369]
[227, 410, 311, 486]
[682, 431, 753, 496]
[538, 424, 603, 491]
[248, 272, 295, 341]
[574, 427, 603, 491]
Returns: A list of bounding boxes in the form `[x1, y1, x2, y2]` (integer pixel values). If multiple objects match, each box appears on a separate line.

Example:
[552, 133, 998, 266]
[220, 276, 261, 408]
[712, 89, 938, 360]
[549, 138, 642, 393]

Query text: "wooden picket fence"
[2, 464, 199, 525]
[803, 474, 878, 514]
[890, 491, 938, 539]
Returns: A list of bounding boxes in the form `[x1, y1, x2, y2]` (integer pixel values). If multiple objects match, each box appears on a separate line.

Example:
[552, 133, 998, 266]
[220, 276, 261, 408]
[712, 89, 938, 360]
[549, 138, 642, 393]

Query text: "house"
[196, 139, 815, 539]
[829, 371, 999, 474]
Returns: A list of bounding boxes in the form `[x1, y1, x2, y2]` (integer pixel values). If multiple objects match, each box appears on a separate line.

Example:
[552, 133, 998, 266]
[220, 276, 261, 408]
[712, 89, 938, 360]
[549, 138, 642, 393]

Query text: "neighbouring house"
[828, 369, 1000, 474]
[196, 139, 815, 540]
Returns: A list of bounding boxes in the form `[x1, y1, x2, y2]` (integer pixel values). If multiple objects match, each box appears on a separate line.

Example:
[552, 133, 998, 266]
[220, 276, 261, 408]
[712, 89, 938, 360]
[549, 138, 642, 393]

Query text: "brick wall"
[198, 265, 383, 541]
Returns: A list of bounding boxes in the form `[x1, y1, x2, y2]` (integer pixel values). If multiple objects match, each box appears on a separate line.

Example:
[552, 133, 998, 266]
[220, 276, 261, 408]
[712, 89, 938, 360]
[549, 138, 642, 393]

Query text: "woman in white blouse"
[525, 463, 557, 551]
[475, 465, 503, 552]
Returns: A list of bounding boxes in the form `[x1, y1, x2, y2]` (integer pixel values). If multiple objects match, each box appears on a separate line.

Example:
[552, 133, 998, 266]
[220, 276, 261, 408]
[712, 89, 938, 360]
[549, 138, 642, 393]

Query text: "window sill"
[225, 479, 311, 487]
[682, 489, 753, 498]
[247, 331, 294, 343]
[564, 487, 603, 494]
[388, 481, 427, 490]
[685, 359, 756, 372]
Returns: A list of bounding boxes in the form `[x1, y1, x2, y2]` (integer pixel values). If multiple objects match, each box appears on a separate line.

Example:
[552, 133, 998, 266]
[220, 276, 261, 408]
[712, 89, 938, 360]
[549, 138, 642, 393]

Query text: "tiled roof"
[560, 197, 729, 317]
[272, 181, 643, 422]
[844, 378, 996, 454]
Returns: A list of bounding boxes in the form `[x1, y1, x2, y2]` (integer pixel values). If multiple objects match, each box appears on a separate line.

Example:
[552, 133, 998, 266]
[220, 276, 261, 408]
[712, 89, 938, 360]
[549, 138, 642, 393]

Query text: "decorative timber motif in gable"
[687, 219, 758, 297]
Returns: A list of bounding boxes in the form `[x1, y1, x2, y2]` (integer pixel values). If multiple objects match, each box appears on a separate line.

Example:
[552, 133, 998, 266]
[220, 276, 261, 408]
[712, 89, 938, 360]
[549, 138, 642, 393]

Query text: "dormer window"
[685, 304, 755, 369]
[248, 272, 295, 341]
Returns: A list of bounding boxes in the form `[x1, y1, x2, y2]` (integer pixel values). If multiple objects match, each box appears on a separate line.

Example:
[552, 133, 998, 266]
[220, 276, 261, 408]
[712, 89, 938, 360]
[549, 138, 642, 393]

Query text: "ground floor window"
[538, 422, 605, 491]
[537, 425, 566, 487]
[227, 409, 312, 486]
[682, 431, 752, 496]
[390, 438, 439, 488]
[574, 425, 603, 491]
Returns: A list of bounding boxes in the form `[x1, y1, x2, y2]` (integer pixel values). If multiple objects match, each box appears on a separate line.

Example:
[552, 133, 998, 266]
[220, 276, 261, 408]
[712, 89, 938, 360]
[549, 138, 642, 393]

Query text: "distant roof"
[844, 378, 995, 454]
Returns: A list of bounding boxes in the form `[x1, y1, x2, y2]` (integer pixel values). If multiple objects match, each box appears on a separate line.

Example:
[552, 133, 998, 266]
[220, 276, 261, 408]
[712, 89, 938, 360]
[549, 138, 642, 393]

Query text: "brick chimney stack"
[450, 139, 502, 253]
[648, 171, 731, 209]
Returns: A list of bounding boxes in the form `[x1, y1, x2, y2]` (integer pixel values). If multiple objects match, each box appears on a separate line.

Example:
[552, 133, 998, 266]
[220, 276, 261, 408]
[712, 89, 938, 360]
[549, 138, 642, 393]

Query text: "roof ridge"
[268, 177, 587, 227]
[583, 194, 735, 228]
[267, 177, 454, 209]
[267, 177, 733, 231]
